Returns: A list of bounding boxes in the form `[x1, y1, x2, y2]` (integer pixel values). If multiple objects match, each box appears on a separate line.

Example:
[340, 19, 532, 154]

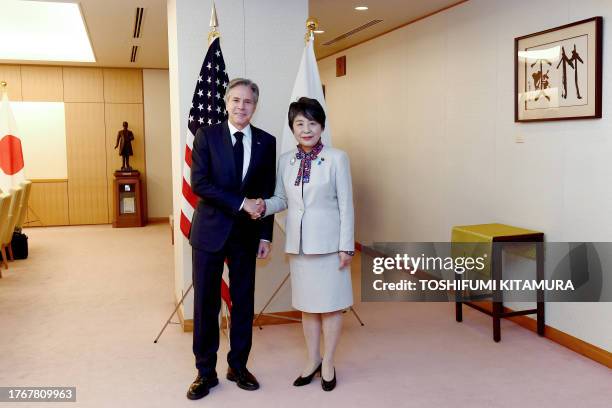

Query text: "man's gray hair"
[224, 78, 260, 105]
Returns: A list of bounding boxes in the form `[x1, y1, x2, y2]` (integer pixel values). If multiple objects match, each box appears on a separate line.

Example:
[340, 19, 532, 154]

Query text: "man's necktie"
[233, 131, 244, 183]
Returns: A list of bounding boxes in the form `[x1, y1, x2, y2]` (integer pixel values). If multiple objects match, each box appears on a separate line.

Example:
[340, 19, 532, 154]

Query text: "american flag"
[181, 36, 231, 307]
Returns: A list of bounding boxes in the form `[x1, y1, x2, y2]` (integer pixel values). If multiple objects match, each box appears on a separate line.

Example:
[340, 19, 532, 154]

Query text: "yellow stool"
[451, 223, 545, 342]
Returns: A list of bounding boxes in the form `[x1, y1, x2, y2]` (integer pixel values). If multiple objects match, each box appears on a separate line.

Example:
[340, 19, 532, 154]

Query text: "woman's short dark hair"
[288, 97, 326, 131]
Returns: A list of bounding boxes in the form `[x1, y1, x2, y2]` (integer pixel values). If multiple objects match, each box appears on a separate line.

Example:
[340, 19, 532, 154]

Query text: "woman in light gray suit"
[263, 97, 354, 391]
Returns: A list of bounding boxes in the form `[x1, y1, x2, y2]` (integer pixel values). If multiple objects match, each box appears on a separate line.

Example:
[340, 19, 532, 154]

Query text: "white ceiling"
[80, 0, 168, 68]
[309, 0, 464, 59]
[0, 0, 465, 68]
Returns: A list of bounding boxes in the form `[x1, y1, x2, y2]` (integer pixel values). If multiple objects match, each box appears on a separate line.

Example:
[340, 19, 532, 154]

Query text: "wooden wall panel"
[21, 66, 63, 101]
[63, 68, 104, 102]
[65, 103, 109, 224]
[25, 180, 69, 226]
[103, 69, 143, 103]
[0, 64, 147, 227]
[0, 65, 23, 101]
[104, 103, 145, 221]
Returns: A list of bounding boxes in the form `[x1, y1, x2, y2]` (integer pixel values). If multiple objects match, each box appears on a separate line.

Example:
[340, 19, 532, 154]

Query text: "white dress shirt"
[228, 122, 268, 243]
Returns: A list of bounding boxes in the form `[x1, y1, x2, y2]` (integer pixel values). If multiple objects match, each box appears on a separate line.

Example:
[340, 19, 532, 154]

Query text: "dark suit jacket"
[189, 120, 276, 252]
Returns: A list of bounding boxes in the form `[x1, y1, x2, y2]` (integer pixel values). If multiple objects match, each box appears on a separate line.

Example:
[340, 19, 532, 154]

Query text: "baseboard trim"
[249, 310, 302, 327]
[148, 217, 169, 224]
[177, 310, 301, 333]
[470, 302, 611, 368]
[355, 242, 611, 369]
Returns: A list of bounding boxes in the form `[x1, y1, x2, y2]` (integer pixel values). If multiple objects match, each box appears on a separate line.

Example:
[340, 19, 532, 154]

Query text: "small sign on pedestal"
[113, 170, 146, 228]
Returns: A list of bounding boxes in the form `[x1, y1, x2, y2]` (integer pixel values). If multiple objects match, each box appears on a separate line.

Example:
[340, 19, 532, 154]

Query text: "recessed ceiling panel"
[0, 0, 95, 63]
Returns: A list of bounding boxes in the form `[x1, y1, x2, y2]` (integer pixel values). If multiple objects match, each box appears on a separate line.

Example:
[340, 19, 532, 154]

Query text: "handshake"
[243, 198, 266, 220]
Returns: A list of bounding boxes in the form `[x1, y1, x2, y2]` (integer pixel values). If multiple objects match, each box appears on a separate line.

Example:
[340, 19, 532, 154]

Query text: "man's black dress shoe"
[186, 374, 219, 400]
[293, 362, 322, 386]
[226, 367, 260, 391]
[321, 369, 336, 392]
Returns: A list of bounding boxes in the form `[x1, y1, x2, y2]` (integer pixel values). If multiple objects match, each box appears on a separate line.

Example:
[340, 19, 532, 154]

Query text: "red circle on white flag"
[0, 135, 25, 175]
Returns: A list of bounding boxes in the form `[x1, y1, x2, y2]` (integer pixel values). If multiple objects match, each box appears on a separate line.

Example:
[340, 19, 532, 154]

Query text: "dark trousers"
[192, 223, 257, 376]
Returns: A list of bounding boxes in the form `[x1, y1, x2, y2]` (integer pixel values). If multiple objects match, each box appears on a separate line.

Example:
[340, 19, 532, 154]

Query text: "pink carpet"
[0, 224, 609, 407]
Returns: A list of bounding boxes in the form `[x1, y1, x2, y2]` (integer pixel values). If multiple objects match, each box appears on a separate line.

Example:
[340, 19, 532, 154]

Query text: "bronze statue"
[115, 121, 134, 171]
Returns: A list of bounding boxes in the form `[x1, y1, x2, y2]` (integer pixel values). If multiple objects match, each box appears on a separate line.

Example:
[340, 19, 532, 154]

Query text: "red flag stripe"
[185, 145, 192, 167]
[182, 178, 198, 208]
[180, 211, 191, 238]
[181, 212, 231, 308]
[220, 279, 232, 311]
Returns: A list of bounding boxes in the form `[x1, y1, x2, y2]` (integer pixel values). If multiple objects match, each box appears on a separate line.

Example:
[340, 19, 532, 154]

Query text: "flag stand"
[153, 283, 231, 343]
[22, 205, 41, 227]
[253, 271, 365, 329]
[153, 284, 192, 343]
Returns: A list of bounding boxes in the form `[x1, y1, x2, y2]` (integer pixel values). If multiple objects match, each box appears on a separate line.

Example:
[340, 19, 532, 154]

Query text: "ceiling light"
[355, 6, 369, 11]
[0, 0, 95, 62]
[314, 30, 325, 34]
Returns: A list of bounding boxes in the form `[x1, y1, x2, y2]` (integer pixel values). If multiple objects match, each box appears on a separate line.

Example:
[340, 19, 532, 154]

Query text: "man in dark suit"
[187, 78, 275, 400]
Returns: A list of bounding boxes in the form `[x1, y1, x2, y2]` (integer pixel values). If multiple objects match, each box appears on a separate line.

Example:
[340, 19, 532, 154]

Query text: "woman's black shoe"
[293, 362, 322, 386]
[321, 369, 336, 391]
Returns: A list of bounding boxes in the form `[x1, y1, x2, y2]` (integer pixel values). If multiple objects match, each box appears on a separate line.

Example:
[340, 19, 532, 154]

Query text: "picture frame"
[515, 17, 602, 122]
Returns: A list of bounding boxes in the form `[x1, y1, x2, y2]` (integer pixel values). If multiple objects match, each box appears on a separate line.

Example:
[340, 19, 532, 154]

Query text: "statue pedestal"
[113, 170, 146, 228]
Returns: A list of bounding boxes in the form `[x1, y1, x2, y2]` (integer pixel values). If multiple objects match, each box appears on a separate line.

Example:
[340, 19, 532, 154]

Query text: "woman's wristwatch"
[341, 251, 355, 256]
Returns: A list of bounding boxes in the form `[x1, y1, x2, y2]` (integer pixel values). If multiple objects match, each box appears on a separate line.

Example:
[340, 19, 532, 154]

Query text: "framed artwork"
[515, 17, 602, 122]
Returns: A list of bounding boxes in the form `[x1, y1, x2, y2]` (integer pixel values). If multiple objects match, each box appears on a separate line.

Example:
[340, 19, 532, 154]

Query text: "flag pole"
[254, 17, 320, 328]
[208, 1, 220, 44]
[254, 17, 366, 329]
[207, 0, 231, 342]
[154, 1, 231, 343]
[305, 17, 318, 42]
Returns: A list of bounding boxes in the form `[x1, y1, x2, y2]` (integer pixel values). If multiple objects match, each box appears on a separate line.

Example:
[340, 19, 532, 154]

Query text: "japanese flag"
[0, 92, 25, 192]
[276, 33, 332, 232]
